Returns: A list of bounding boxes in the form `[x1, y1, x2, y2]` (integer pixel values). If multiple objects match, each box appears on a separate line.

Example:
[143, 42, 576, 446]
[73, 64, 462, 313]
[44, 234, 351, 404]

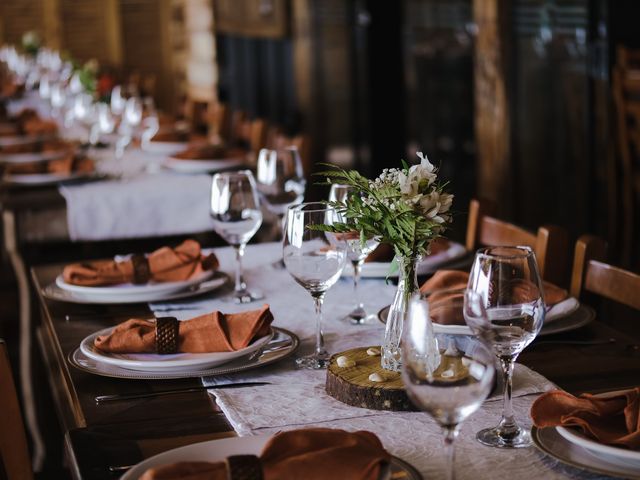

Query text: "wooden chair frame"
[465, 199, 569, 286]
[570, 235, 640, 310]
[0, 339, 32, 480]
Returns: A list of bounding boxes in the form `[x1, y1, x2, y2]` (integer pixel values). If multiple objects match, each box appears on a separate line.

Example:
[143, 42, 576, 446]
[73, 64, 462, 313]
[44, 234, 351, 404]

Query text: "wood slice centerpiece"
[325, 346, 417, 411]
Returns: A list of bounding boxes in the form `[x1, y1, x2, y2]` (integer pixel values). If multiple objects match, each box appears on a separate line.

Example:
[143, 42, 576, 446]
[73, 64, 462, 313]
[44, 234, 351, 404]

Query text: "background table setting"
[30, 238, 640, 480]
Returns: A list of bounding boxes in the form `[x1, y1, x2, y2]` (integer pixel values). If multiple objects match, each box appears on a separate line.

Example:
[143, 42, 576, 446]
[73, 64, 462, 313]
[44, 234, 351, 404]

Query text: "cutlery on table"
[95, 381, 271, 403]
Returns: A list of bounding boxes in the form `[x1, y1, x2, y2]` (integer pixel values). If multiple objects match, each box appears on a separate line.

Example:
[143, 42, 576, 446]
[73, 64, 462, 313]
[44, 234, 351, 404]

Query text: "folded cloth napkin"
[62, 239, 218, 286]
[365, 237, 450, 263]
[94, 304, 273, 354]
[420, 270, 568, 305]
[531, 388, 640, 450]
[4, 153, 94, 175]
[140, 428, 391, 480]
[173, 143, 245, 160]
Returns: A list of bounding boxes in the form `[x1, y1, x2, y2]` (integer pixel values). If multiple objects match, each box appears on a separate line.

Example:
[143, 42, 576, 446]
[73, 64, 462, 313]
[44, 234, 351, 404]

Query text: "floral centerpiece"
[319, 152, 453, 371]
[21, 31, 41, 57]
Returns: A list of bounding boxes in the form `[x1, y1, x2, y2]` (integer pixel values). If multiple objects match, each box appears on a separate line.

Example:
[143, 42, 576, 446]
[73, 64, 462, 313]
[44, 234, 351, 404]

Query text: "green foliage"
[315, 163, 452, 259]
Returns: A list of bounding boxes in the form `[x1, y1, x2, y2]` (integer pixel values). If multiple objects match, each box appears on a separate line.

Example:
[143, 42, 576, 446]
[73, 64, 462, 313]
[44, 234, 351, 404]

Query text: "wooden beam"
[473, 0, 512, 217]
[42, 0, 62, 49]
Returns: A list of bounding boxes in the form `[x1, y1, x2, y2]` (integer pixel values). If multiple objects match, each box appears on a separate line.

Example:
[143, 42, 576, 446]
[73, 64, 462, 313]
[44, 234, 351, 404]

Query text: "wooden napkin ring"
[131, 254, 151, 284]
[155, 317, 179, 354]
[226, 455, 263, 480]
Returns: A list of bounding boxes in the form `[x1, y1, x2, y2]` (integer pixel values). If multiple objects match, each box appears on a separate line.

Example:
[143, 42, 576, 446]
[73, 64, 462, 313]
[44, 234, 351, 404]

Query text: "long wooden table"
[32, 261, 640, 479]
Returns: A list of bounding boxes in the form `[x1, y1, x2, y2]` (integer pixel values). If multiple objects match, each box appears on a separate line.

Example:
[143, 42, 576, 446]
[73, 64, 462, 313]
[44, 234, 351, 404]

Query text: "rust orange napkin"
[3, 153, 94, 175]
[62, 240, 218, 286]
[365, 237, 450, 263]
[531, 388, 640, 450]
[94, 304, 273, 354]
[140, 428, 391, 480]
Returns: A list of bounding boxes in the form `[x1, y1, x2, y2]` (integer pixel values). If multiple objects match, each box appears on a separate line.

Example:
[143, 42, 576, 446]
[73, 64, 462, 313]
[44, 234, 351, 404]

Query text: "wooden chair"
[570, 235, 640, 310]
[612, 46, 640, 267]
[465, 199, 570, 286]
[0, 339, 33, 480]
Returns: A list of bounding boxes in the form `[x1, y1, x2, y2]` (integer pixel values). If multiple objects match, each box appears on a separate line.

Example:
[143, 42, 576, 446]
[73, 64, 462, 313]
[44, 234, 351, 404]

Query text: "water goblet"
[465, 245, 545, 448]
[256, 146, 306, 240]
[283, 202, 347, 369]
[210, 171, 264, 304]
[329, 183, 380, 324]
[403, 289, 495, 480]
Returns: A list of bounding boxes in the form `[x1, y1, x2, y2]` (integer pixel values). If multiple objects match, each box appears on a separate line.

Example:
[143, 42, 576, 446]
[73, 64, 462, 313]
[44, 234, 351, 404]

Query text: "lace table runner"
[151, 243, 610, 480]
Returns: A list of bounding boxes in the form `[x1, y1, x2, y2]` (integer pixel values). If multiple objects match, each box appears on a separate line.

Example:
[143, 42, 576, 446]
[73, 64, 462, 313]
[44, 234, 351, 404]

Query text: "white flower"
[418, 190, 454, 224]
[398, 152, 438, 197]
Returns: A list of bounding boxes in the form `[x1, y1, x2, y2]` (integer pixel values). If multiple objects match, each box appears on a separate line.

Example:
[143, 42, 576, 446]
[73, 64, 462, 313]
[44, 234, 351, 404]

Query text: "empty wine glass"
[466, 246, 545, 448]
[403, 289, 495, 480]
[110, 85, 126, 117]
[115, 97, 142, 159]
[210, 171, 264, 304]
[329, 184, 380, 324]
[256, 146, 306, 240]
[283, 203, 347, 369]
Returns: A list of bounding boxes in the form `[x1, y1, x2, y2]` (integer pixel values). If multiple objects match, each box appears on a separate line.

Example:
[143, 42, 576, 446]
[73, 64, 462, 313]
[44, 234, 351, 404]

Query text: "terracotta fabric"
[173, 143, 245, 160]
[140, 428, 391, 480]
[421, 270, 568, 304]
[365, 237, 450, 263]
[94, 304, 273, 354]
[4, 154, 94, 175]
[62, 239, 218, 286]
[531, 388, 640, 450]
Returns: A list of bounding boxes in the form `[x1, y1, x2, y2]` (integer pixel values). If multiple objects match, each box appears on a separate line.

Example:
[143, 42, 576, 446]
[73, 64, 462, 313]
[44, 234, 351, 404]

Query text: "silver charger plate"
[532, 426, 640, 479]
[42, 271, 230, 305]
[377, 304, 596, 337]
[67, 327, 299, 380]
[122, 433, 422, 480]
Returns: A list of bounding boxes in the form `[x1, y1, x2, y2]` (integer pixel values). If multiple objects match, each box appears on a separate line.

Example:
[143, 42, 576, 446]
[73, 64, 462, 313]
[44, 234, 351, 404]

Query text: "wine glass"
[329, 184, 380, 324]
[210, 171, 264, 304]
[115, 97, 143, 159]
[283, 202, 347, 369]
[465, 246, 545, 448]
[256, 146, 306, 240]
[403, 289, 495, 480]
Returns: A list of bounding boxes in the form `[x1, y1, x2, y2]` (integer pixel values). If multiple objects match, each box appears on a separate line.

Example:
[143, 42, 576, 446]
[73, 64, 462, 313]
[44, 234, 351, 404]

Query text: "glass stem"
[352, 260, 364, 309]
[443, 425, 459, 480]
[233, 244, 246, 293]
[499, 356, 517, 432]
[311, 293, 325, 355]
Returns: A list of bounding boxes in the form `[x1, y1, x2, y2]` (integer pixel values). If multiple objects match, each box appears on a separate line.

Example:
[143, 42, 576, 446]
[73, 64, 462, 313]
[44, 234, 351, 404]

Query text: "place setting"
[68, 301, 299, 381]
[41, 239, 229, 304]
[376, 268, 595, 337]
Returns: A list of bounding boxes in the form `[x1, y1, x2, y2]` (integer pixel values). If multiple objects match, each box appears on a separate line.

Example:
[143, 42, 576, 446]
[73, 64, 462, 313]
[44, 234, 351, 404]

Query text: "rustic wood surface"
[326, 346, 415, 412]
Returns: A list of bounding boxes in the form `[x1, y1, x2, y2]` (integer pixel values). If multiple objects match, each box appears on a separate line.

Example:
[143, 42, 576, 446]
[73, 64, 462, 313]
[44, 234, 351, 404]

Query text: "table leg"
[2, 210, 45, 471]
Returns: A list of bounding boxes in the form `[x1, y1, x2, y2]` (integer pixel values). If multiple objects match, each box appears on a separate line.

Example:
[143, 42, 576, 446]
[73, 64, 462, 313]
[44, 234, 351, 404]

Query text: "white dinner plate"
[68, 327, 299, 379]
[163, 156, 245, 173]
[141, 140, 188, 156]
[556, 389, 640, 469]
[343, 242, 467, 278]
[43, 272, 229, 305]
[122, 434, 422, 480]
[377, 303, 595, 337]
[533, 426, 640, 479]
[80, 326, 274, 372]
[55, 270, 214, 302]
[0, 149, 68, 164]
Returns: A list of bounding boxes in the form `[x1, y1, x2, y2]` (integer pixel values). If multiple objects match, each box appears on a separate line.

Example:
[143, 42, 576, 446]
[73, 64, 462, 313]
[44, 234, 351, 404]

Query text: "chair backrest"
[570, 235, 640, 310]
[465, 199, 569, 286]
[612, 45, 640, 267]
[0, 339, 32, 480]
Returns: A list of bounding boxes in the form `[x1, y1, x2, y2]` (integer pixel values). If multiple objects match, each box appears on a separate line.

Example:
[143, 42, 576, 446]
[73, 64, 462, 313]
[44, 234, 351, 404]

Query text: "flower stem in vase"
[381, 254, 420, 371]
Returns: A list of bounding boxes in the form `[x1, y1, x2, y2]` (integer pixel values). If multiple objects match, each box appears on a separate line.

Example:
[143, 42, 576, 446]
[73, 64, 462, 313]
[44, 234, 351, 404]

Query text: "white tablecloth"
[59, 149, 215, 241]
[149, 243, 609, 480]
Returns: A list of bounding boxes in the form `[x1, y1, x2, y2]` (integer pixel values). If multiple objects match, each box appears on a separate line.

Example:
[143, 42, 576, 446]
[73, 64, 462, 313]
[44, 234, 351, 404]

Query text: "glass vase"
[381, 254, 420, 371]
